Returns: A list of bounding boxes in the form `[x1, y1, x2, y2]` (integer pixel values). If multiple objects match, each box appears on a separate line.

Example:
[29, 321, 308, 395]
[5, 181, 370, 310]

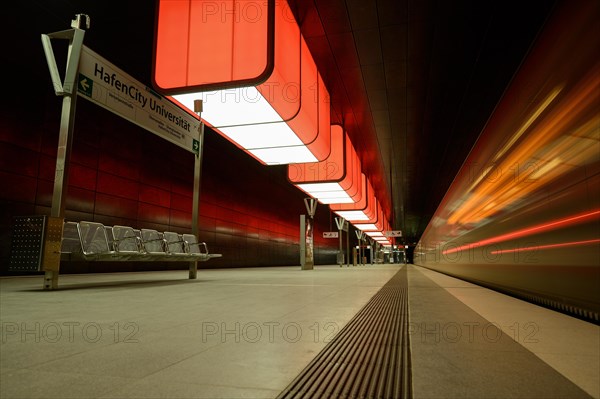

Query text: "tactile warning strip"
[278, 267, 412, 399]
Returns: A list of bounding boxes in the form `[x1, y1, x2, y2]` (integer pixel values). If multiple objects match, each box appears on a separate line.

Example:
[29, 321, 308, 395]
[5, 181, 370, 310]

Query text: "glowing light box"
[154, 0, 331, 165]
[331, 175, 377, 222]
[289, 125, 361, 204]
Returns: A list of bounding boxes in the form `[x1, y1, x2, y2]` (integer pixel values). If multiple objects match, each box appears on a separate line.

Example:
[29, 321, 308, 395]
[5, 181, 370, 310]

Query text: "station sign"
[323, 232, 339, 238]
[385, 230, 403, 237]
[77, 45, 200, 154]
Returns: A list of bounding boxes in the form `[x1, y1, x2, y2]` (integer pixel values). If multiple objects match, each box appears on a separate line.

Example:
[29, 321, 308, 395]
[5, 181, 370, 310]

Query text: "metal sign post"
[334, 217, 345, 267]
[300, 214, 306, 267]
[40, 15, 89, 290]
[302, 198, 317, 270]
[190, 100, 205, 279]
[355, 230, 364, 266]
[346, 221, 350, 267]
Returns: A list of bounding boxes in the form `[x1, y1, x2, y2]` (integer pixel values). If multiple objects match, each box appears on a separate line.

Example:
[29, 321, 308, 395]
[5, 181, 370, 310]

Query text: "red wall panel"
[169, 192, 191, 212]
[0, 75, 338, 273]
[138, 202, 170, 225]
[0, 171, 37, 203]
[69, 164, 97, 191]
[96, 172, 139, 200]
[169, 208, 192, 230]
[71, 141, 100, 169]
[0, 143, 39, 177]
[66, 187, 96, 214]
[94, 192, 139, 220]
[139, 185, 171, 207]
[99, 153, 140, 181]
[37, 155, 57, 181]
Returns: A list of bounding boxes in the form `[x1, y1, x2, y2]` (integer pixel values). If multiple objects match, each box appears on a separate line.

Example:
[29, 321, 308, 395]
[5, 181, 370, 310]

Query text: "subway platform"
[1, 264, 598, 399]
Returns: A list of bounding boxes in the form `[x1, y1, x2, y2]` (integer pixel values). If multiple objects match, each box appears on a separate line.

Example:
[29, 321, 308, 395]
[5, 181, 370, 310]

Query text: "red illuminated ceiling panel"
[288, 125, 361, 204]
[154, 0, 331, 165]
[368, 218, 394, 246]
[354, 201, 385, 231]
[330, 175, 377, 222]
[154, 1, 272, 90]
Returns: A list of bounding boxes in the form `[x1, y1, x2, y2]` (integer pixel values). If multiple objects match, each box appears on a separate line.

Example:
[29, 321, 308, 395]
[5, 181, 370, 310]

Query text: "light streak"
[491, 239, 600, 254]
[442, 209, 600, 255]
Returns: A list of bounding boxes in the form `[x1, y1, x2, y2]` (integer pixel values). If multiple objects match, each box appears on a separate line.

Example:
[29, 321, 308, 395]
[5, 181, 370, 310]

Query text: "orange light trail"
[448, 66, 600, 226]
[442, 209, 600, 255]
[490, 239, 600, 254]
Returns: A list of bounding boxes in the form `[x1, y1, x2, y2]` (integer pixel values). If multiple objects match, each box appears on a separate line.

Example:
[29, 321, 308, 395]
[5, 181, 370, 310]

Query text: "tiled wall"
[0, 94, 338, 273]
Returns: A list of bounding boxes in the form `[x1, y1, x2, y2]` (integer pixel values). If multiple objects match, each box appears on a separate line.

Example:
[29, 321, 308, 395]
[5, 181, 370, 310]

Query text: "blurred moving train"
[414, 0, 600, 322]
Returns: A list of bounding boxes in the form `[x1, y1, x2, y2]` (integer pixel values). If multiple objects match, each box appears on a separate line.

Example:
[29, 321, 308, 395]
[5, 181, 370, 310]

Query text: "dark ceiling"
[13, 0, 557, 244]
[288, 0, 557, 243]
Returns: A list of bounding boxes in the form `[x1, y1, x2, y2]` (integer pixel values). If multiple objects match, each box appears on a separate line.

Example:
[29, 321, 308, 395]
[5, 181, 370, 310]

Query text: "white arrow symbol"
[80, 78, 89, 91]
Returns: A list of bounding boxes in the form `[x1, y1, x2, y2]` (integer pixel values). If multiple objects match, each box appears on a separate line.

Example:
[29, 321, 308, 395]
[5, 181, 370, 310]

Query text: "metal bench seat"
[60, 221, 221, 262]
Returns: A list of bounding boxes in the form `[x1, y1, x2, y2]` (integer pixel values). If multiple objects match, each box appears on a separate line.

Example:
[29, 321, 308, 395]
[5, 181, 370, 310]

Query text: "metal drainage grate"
[278, 267, 412, 399]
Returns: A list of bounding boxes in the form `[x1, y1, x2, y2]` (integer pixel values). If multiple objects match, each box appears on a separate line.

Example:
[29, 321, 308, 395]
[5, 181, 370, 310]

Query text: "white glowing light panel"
[296, 182, 354, 204]
[333, 210, 371, 221]
[365, 231, 384, 237]
[174, 90, 317, 165]
[354, 223, 378, 231]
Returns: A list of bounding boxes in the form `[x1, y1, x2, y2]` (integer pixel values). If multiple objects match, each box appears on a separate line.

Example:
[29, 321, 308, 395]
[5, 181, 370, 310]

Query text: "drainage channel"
[277, 266, 412, 399]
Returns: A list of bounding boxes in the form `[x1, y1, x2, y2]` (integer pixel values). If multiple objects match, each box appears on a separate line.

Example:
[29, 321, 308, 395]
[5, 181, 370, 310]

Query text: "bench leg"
[42, 217, 64, 290]
[189, 261, 198, 279]
[44, 270, 59, 290]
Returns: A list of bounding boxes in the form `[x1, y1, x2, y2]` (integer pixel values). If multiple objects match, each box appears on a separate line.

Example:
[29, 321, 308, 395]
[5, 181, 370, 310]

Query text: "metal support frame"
[190, 100, 205, 279]
[40, 17, 87, 290]
[39, 15, 207, 289]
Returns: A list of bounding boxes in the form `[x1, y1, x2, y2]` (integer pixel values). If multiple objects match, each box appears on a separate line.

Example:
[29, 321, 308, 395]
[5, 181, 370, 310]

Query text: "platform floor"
[1, 264, 598, 398]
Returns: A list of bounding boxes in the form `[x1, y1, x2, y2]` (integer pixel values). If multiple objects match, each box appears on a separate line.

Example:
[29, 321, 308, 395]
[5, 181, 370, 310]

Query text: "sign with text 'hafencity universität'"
[77, 46, 200, 154]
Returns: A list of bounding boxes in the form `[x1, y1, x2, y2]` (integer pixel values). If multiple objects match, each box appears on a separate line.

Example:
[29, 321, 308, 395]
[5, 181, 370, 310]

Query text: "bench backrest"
[163, 231, 185, 254]
[141, 229, 165, 253]
[182, 233, 207, 254]
[78, 221, 111, 254]
[61, 222, 83, 253]
[112, 225, 141, 252]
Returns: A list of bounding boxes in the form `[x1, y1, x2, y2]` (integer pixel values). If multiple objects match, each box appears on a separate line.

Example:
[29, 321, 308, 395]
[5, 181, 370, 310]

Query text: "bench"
[61, 221, 222, 262]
